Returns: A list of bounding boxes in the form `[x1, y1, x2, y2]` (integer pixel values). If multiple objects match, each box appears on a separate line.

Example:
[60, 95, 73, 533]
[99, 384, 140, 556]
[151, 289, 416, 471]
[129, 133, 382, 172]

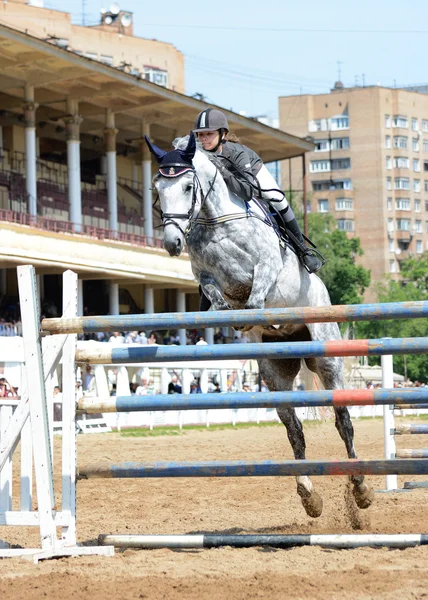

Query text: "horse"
[145, 132, 374, 518]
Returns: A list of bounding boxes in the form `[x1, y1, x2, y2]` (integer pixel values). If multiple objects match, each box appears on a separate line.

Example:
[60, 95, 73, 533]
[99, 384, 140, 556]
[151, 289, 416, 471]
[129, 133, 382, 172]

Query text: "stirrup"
[301, 248, 326, 274]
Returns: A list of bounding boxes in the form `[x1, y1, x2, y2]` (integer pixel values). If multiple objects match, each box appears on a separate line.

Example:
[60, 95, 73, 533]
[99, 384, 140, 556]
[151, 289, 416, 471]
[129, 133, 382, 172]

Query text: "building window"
[314, 139, 329, 152]
[394, 177, 410, 190]
[413, 138, 419, 152]
[310, 160, 330, 173]
[424, 160, 428, 172]
[386, 177, 392, 190]
[422, 120, 428, 132]
[318, 199, 329, 212]
[425, 180, 428, 192]
[84, 52, 98, 60]
[414, 179, 421, 192]
[388, 218, 394, 232]
[416, 240, 423, 253]
[387, 197, 392, 210]
[330, 137, 350, 150]
[331, 158, 351, 170]
[143, 66, 168, 87]
[385, 135, 391, 149]
[386, 156, 392, 169]
[337, 219, 354, 231]
[394, 157, 409, 169]
[393, 136, 408, 149]
[389, 238, 394, 252]
[330, 116, 349, 130]
[412, 118, 418, 131]
[395, 198, 410, 210]
[385, 115, 391, 128]
[413, 159, 420, 172]
[336, 198, 353, 210]
[334, 179, 352, 190]
[393, 115, 408, 128]
[423, 140, 428, 152]
[426, 220, 428, 233]
[414, 219, 422, 233]
[389, 260, 397, 273]
[309, 119, 328, 132]
[100, 55, 113, 65]
[312, 181, 329, 191]
[396, 219, 411, 231]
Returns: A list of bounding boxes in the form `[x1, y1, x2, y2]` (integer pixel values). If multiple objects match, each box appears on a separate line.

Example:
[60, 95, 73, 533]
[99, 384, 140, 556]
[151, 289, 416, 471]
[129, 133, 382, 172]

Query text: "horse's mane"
[173, 135, 223, 171]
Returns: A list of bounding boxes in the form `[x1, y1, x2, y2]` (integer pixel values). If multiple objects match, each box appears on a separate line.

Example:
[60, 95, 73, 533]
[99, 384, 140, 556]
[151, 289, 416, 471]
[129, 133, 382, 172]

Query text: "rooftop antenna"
[82, 0, 87, 26]
[337, 60, 343, 82]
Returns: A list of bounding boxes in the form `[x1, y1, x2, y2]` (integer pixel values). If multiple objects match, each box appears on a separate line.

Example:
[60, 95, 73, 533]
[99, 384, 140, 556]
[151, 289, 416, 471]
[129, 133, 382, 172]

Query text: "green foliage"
[299, 212, 371, 305]
[355, 253, 428, 383]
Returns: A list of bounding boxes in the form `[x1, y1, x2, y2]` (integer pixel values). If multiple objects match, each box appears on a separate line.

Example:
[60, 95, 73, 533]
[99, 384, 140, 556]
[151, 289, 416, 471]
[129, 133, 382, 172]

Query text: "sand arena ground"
[1, 418, 427, 599]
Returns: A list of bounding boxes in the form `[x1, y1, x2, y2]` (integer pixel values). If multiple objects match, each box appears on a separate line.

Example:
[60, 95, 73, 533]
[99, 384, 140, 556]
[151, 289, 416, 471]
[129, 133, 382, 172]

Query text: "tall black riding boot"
[279, 211, 324, 274]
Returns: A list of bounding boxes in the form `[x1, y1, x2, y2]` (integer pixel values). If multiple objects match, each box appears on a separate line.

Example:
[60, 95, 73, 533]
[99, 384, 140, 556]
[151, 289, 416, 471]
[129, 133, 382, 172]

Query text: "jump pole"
[74, 337, 428, 365]
[77, 458, 428, 479]
[99, 533, 428, 550]
[77, 387, 428, 413]
[382, 352, 397, 491]
[41, 300, 428, 334]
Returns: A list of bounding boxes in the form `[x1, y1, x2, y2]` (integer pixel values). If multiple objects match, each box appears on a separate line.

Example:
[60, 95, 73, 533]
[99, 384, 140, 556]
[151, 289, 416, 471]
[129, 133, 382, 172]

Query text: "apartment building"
[279, 84, 428, 294]
[0, 0, 311, 338]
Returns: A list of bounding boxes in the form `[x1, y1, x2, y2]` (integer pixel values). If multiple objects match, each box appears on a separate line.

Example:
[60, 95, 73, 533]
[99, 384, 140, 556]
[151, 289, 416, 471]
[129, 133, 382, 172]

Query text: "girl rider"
[193, 108, 323, 275]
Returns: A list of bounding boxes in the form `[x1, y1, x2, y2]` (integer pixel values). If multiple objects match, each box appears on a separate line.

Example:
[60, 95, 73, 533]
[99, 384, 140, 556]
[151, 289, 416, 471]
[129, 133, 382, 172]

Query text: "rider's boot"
[279, 210, 324, 274]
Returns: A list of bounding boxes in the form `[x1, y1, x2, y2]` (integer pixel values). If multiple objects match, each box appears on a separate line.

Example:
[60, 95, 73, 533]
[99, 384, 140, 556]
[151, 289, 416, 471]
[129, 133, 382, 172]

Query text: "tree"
[300, 213, 371, 305]
[355, 253, 428, 383]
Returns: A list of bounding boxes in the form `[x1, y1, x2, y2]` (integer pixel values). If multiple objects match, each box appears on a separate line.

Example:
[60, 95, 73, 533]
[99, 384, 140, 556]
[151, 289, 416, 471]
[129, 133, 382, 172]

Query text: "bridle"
[159, 167, 218, 237]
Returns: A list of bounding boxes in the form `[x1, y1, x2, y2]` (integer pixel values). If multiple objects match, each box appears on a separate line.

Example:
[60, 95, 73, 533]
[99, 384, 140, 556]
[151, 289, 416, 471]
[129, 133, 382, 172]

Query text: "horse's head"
[146, 133, 218, 256]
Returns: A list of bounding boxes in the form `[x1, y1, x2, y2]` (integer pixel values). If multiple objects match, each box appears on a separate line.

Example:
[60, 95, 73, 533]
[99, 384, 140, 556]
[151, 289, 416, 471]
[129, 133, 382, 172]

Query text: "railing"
[0, 321, 22, 336]
[0, 209, 164, 249]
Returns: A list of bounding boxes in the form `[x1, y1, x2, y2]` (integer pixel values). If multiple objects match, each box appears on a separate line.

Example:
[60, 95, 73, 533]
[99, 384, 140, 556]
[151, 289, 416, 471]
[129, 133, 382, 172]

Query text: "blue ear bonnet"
[145, 132, 196, 178]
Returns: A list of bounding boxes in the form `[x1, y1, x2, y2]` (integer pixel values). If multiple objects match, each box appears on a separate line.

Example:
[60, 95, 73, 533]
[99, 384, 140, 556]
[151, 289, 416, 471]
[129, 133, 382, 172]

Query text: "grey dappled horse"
[147, 133, 374, 518]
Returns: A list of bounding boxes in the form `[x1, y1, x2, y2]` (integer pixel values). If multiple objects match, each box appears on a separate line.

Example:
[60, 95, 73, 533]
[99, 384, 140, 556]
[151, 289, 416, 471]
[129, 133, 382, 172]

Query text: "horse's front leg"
[244, 260, 279, 310]
[199, 273, 231, 311]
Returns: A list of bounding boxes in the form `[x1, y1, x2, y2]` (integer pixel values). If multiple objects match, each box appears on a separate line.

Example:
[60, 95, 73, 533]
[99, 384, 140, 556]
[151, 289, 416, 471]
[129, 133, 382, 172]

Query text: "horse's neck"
[196, 158, 246, 219]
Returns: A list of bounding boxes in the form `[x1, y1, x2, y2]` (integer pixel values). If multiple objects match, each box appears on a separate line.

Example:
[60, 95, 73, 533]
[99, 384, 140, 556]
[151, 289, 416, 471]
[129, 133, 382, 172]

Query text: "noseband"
[160, 168, 218, 236]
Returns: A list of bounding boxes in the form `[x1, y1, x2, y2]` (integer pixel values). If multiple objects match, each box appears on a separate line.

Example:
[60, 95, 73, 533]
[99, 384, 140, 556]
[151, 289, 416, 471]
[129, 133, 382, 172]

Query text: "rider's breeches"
[256, 165, 295, 221]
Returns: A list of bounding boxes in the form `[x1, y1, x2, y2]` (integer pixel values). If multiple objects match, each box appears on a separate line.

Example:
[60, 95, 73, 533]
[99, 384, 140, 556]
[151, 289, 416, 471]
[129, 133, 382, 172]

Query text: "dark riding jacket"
[219, 141, 263, 202]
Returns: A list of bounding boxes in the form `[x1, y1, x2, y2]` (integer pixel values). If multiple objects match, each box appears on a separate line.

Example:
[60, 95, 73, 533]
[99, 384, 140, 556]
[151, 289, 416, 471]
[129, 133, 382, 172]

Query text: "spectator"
[135, 375, 150, 396]
[148, 331, 161, 345]
[139, 331, 148, 344]
[190, 379, 202, 393]
[242, 383, 251, 392]
[108, 331, 125, 344]
[83, 364, 95, 391]
[125, 330, 140, 344]
[168, 374, 182, 394]
[196, 336, 208, 345]
[53, 385, 62, 421]
[213, 382, 221, 393]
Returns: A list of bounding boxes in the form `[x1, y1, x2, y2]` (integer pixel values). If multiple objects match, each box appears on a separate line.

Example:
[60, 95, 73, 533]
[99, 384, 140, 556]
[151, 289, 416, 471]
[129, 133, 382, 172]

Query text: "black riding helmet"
[193, 109, 229, 152]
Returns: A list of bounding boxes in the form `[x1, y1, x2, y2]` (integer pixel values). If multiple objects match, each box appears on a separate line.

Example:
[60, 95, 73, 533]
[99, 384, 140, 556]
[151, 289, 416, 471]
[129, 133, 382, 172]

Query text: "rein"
[159, 165, 276, 238]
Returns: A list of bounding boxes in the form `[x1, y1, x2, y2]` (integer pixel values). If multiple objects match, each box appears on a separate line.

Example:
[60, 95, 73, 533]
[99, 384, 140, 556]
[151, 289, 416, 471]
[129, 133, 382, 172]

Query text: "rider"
[193, 108, 323, 274]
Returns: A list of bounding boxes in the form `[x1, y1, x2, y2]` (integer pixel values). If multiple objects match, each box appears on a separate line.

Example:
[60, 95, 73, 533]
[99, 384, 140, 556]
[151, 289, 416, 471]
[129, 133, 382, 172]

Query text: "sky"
[45, 0, 428, 121]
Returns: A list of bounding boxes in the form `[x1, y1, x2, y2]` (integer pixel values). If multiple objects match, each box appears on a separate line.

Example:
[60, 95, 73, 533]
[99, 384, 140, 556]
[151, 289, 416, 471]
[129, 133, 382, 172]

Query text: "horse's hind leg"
[259, 356, 323, 518]
[333, 406, 374, 508]
[307, 351, 374, 510]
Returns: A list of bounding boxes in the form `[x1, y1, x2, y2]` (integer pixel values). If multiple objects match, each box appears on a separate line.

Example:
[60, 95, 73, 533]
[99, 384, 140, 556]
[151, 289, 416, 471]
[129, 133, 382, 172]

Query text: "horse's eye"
[185, 185, 193, 193]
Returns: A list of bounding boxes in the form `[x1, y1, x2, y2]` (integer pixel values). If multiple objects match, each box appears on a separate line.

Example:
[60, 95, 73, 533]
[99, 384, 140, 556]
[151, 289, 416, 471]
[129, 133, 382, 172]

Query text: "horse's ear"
[144, 135, 167, 164]
[181, 131, 196, 162]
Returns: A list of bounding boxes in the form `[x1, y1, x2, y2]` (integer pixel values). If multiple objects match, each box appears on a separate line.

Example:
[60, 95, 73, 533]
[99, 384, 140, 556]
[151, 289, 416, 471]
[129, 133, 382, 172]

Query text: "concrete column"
[176, 290, 186, 346]
[141, 123, 153, 240]
[23, 85, 38, 218]
[65, 102, 83, 233]
[105, 110, 118, 236]
[205, 328, 214, 345]
[109, 281, 119, 315]
[77, 279, 84, 317]
[144, 286, 154, 314]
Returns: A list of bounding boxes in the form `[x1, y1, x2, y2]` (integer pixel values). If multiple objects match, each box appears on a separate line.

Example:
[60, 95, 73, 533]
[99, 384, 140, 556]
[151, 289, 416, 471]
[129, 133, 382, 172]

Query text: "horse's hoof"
[297, 484, 323, 518]
[353, 483, 374, 509]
